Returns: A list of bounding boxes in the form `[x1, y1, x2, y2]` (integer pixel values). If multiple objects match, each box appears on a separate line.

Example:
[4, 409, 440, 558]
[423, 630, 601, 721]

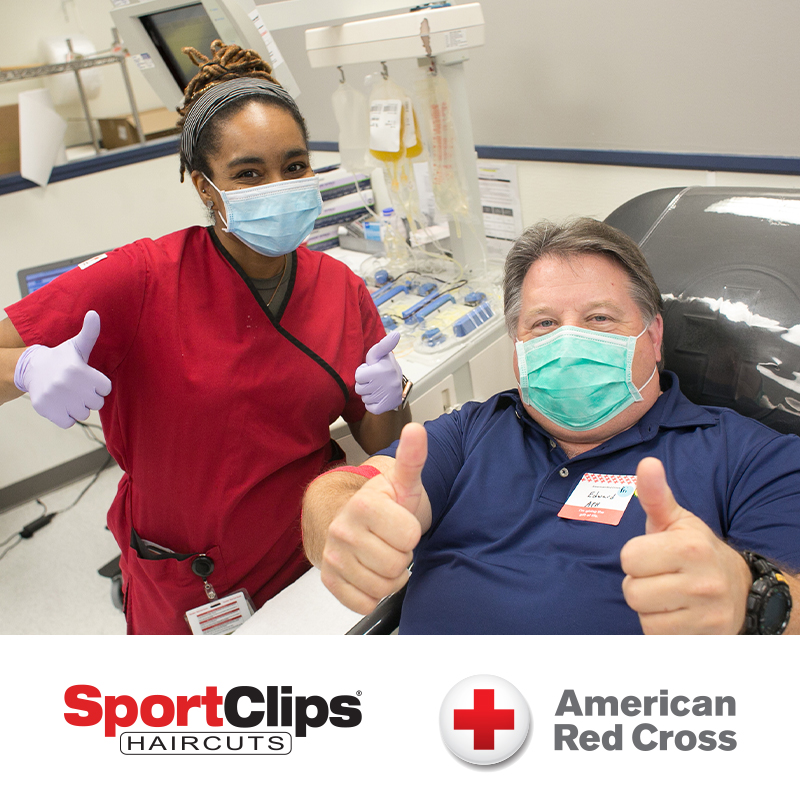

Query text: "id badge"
[558, 473, 637, 526]
[184, 590, 255, 635]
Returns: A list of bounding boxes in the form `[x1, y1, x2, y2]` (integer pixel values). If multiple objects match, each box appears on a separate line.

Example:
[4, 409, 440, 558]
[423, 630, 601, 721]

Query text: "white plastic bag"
[332, 81, 370, 174]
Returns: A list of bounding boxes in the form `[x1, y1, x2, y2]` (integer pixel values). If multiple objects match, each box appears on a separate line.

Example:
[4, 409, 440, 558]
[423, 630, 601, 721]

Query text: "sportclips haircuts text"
[64, 685, 362, 754]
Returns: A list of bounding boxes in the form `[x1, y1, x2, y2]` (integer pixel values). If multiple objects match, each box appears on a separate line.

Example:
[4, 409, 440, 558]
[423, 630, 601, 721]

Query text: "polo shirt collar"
[505, 370, 717, 450]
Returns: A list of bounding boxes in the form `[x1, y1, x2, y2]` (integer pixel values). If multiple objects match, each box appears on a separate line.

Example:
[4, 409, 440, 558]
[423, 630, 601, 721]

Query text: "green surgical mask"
[515, 325, 657, 432]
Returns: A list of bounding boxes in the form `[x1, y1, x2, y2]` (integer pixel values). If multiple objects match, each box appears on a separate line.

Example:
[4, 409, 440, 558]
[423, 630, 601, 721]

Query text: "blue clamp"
[421, 327, 447, 346]
[375, 282, 412, 307]
[407, 294, 455, 325]
[453, 300, 494, 337]
[464, 291, 487, 307]
[401, 287, 439, 320]
[381, 315, 398, 331]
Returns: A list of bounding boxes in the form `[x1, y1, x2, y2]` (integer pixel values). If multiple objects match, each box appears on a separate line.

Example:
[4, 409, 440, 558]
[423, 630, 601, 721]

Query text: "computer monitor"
[111, 0, 300, 111]
[17, 253, 104, 298]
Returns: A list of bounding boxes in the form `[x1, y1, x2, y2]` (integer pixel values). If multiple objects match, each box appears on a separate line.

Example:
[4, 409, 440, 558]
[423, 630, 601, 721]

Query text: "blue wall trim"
[309, 140, 800, 175]
[3, 138, 800, 196]
[308, 140, 339, 152]
[474, 145, 800, 175]
[0, 136, 180, 196]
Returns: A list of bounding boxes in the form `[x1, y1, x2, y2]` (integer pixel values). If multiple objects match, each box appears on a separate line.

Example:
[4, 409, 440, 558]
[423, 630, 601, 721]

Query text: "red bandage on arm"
[325, 464, 381, 479]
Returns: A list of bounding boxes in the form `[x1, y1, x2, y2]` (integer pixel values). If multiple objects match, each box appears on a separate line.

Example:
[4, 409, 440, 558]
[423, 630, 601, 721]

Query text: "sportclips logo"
[64, 684, 362, 755]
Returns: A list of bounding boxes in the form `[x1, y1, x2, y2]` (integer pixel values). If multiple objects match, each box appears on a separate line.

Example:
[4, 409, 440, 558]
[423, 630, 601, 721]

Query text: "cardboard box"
[98, 107, 179, 150]
[0, 104, 21, 175]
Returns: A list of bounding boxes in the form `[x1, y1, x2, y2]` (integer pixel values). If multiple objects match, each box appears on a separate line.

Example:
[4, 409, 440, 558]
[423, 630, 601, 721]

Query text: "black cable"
[52, 452, 114, 515]
[0, 451, 114, 561]
[75, 419, 105, 446]
[0, 538, 22, 562]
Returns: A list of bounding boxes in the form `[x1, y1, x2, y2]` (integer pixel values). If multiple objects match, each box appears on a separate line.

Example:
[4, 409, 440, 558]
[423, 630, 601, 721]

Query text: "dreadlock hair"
[177, 40, 309, 182]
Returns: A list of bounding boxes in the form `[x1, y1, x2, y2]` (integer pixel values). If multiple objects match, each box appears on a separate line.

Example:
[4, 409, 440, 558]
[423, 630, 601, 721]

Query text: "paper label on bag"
[558, 473, 637, 526]
[370, 100, 402, 152]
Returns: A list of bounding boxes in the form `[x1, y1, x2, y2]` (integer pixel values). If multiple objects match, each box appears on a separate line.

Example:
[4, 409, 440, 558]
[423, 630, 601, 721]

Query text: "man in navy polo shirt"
[302, 218, 800, 634]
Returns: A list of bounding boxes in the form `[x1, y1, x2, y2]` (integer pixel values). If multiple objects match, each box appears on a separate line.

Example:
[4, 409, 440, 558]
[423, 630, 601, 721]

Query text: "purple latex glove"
[14, 310, 112, 429]
[355, 330, 403, 414]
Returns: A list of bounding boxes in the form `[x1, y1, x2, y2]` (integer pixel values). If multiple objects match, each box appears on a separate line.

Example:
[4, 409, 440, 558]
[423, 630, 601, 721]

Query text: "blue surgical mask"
[515, 325, 657, 432]
[205, 174, 322, 257]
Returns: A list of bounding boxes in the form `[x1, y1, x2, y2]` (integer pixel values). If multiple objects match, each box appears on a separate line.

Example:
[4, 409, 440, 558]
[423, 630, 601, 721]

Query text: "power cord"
[0, 449, 114, 562]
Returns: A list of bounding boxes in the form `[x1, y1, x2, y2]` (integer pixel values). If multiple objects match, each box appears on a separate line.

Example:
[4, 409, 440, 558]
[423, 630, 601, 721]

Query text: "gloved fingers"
[30, 396, 75, 429]
[361, 388, 403, 415]
[365, 330, 401, 365]
[354, 363, 375, 384]
[72, 310, 102, 362]
[82, 389, 108, 412]
[65, 400, 93, 423]
[364, 399, 400, 415]
[355, 379, 375, 396]
[91, 369, 113, 397]
[355, 355, 399, 384]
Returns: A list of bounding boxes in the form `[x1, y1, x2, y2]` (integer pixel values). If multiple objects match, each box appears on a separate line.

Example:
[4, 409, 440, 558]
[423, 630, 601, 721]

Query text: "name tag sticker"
[558, 473, 637, 526]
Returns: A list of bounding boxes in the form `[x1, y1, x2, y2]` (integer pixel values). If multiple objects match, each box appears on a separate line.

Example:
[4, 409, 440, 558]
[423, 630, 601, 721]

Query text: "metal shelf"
[0, 43, 144, 157]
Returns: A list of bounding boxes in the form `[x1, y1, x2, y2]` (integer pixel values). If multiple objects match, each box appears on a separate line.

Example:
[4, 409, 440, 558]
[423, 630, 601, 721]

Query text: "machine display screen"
[17, 255, 102, 297]
[140, 3, 218, 92]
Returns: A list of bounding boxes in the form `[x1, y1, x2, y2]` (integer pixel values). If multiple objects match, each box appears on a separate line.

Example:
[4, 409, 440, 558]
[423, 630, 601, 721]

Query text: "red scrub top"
[6, 227, 385, 634]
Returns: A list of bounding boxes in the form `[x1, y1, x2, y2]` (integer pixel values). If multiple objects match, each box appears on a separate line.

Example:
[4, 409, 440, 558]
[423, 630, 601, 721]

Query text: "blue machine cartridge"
[405, 294, 455, 325]
[453, 301, 494, 337]
[401, 287, 440, 320]
[374, 282, 412, 306]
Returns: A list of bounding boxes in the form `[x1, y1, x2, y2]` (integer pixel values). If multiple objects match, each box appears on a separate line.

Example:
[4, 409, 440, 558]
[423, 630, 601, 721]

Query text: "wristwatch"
[398, 375, 413, 410]
[740, 551, 792, 635]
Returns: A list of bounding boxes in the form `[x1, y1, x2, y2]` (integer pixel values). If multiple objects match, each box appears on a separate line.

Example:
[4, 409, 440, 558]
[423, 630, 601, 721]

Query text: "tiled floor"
[0, 464, 127, 634]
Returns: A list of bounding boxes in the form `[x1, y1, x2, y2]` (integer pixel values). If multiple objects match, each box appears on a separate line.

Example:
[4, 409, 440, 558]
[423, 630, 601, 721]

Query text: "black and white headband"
[180, 77, 299, 170]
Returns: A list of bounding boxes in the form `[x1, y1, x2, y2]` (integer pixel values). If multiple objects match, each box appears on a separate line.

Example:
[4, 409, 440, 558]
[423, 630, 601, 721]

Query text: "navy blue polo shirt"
[381, 372, 800, 634]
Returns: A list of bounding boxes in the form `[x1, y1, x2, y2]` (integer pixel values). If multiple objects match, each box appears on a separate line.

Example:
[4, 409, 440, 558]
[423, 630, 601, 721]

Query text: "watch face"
[761, 588, 790, 635]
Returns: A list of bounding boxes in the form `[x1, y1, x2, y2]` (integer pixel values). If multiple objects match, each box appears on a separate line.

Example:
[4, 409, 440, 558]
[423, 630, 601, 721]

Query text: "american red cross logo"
[453, 689, 515, 749]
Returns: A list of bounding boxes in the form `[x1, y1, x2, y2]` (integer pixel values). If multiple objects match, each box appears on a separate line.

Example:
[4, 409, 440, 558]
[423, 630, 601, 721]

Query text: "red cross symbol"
[453, 689, 515, 749]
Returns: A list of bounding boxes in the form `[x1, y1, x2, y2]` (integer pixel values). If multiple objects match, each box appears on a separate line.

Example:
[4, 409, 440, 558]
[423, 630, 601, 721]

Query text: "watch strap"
[740, 551, 792, 635]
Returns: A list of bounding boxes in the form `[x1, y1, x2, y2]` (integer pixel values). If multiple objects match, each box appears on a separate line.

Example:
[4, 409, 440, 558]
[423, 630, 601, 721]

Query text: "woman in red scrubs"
[0, 41, 408, 634]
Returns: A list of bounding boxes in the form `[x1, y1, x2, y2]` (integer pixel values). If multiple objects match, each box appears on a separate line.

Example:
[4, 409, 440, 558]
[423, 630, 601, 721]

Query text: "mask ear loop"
[514, 337, 531, 405]
[202, 174, 231, 231]
[630, 321, 658, 399]
[637, 365, 658, 394]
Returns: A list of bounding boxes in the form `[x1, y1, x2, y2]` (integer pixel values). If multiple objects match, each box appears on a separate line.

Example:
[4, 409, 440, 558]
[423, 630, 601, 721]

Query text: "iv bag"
[368, 74, 425, 232]
[369, 77, 407, 164]
[332, 82, 370, 175]
[415, 72, 469, 220]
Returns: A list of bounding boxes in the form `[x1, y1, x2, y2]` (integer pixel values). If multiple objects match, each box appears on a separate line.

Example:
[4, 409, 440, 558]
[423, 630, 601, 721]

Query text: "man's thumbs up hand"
[321, 423, 428, 614]
[620, 457, 751, 634]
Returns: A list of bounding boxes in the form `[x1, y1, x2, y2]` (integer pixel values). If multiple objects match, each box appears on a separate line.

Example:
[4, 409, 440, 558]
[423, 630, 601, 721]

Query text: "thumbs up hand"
[355, 330, 403, 415]
[620, 457, 752, 634]
[14, 310, 113, 429]
[320, 422, 428, 614]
